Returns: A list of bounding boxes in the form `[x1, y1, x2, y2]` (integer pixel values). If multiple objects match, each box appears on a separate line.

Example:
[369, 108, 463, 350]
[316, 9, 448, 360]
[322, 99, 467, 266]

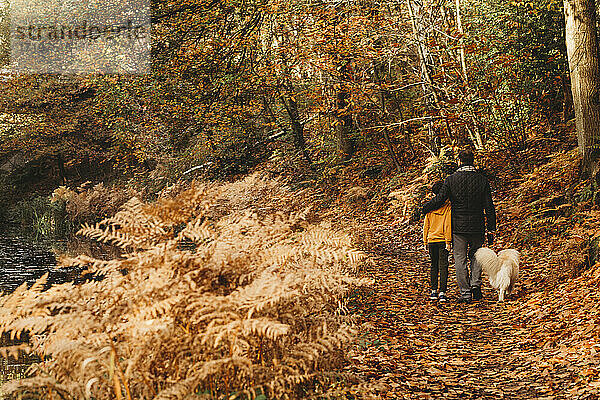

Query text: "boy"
[423, 181, 451, 302]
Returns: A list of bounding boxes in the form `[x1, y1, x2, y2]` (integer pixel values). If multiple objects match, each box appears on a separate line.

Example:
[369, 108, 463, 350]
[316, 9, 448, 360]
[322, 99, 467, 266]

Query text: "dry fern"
[52, 182, 141, 223]
[0, 174, 373, 400]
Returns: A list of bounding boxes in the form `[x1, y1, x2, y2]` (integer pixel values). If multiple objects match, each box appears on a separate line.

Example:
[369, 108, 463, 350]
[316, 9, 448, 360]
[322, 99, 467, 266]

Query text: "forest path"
[347, 222, 580, 399]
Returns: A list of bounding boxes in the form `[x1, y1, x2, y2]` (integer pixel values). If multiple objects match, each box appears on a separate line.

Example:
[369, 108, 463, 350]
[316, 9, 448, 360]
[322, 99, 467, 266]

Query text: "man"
[421, 149, 496, 303]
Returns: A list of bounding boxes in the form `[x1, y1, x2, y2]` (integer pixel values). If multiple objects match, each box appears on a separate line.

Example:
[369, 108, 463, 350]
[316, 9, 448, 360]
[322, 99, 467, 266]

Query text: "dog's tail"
[498, 249, 520, 267]
[474, 247, 500, 275]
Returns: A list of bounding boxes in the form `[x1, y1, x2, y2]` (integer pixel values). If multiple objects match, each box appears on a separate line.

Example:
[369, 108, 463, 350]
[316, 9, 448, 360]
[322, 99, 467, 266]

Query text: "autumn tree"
[249, 0, 416, 168]
[254, 2, 314, 164]
[113, 0, 271, 177]
[2, 0, 581, 201]
[564, 0, 600, 177]
[415, 0, 570, 151]
[0, 76, 111, 192]
[0, 0, 7, 67]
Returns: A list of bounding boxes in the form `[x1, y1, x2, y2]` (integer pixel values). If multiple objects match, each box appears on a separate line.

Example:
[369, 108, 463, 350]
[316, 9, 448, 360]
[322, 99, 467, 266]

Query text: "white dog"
[474, 247, 520, 301]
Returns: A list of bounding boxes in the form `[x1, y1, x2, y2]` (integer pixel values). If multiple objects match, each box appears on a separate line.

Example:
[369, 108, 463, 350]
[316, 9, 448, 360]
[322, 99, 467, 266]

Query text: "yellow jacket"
[423, 200, 452, 245]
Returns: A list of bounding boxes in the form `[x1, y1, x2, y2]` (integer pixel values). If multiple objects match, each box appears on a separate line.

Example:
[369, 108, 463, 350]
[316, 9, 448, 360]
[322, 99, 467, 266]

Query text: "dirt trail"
[347, 222, 584, 400]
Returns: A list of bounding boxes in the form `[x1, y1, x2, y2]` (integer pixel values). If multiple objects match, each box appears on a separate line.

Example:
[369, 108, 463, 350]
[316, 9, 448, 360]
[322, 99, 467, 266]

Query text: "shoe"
[438, 292, 448, 302]
[457, 297, 472, 304]
[429, 291, 438, 300]
[472, 286, 482, 301]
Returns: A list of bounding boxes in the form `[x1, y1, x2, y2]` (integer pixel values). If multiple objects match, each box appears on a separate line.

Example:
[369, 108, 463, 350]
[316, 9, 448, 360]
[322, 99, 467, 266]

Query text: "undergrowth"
[0, 174, 374, 399]
[5, 183, 140, 238]
[487, 146, 600, 383]
[52, 182, 141, 228]
[498, 148, 600, 280]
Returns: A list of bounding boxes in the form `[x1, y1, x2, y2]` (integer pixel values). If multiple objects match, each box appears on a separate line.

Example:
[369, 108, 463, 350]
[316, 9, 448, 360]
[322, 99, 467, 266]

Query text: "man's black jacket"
[422, 167, 496, 234]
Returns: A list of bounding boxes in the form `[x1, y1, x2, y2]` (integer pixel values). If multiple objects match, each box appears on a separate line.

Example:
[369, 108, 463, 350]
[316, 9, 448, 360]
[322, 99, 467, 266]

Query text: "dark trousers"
[428, 242, 449, 292]
[452, 232, 485, 299]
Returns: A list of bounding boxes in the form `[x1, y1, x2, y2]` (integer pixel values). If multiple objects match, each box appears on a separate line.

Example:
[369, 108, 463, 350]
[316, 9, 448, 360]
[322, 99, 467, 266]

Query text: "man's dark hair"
[431, 181, 444, 194]
[458, 149, 474, 165]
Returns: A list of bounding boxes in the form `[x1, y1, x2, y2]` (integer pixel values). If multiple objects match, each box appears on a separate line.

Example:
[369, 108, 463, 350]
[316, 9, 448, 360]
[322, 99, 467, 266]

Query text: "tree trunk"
[56, 154, 66, 184]
[0, 2, 8, 66]
[564, 0, 600, 176]
[374, 64, 402, 172]
[284, 95, 312, 163]
[263, 93, 312, 164]
[455, 0, 468, 85]
[561, 74, 575, 123]
[407, 0, 443, 151]
[336, 62, 354, 161]
[406, 0, 436, 102]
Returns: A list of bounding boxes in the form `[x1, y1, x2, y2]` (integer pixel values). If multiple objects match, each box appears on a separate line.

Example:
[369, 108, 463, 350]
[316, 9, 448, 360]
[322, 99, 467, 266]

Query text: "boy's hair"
[458, 149, 475, 165]
[431, 181, 444, 194]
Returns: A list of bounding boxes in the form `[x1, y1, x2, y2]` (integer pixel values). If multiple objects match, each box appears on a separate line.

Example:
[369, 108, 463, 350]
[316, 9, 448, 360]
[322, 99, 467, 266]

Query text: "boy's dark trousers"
[428, 242, 449, 292]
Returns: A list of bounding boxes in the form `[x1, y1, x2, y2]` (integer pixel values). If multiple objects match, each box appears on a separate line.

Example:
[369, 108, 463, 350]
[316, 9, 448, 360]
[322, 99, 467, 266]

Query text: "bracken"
[0, 174, 373, 400]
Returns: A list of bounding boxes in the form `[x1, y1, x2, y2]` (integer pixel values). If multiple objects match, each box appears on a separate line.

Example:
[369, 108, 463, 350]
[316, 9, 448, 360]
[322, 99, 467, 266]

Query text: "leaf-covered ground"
[347, 220, 600, 399]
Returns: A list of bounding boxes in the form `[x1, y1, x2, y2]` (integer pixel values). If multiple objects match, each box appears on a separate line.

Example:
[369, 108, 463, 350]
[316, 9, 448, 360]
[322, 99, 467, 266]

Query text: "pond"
[0, 234, 83, 388]
[0, 235, 61, 292]
[0, 230, 120, 391]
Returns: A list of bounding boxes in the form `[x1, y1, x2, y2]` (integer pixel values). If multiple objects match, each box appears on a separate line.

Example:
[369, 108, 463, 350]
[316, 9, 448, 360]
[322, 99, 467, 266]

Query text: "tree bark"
[263, 94, 312, 164]
[406, 0, 436, 102]
[455, 0, 468, 85]
[281, 95, 312, 163]
[564, 0, 600, 176]
[56, 154, 67, 184]
[561, 74, 575, 123]
[407, 0, 444, 153]
[336, 62, 354, 161]
[374, 63, 402, 172]
[0, 1, 8, 66]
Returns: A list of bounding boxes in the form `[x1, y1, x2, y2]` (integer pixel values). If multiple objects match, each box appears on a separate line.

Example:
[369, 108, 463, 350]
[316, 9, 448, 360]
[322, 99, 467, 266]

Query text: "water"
[0, 236, 61, 292]
[0, 233, 118, 292]
[0, 234, 82, 388]
[0, 233, 119, 389]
